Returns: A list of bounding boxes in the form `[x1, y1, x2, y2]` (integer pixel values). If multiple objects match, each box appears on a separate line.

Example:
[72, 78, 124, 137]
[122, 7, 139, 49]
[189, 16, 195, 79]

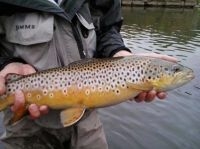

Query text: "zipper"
[54, 28, 65, 66]
[71, 17, 86, 59]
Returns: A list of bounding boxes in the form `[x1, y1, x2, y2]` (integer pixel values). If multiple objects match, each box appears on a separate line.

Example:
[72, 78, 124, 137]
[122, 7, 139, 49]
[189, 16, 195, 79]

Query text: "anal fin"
[60, 107, 85, 127]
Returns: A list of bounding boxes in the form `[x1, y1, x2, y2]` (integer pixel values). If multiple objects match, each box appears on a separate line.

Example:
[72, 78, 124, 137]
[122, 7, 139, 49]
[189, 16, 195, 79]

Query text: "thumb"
[22, 64, 36, 75]
[0, 75, 6, 95]
[11, 90, 25, 112]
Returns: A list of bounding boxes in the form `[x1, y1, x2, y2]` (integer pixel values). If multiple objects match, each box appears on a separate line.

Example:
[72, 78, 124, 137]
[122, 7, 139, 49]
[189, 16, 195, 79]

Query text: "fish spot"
[62, 89, 68, 95]
[78, 83, 83, 89]
[25, 84, 29, 88]
[85, 89, 90, 95]
[49, 85, 54, 90]
[91, 86, 96, 92]
[43, 89, 48, 96]
[98, 87, 103, 92]
[37, 95, 41, 100]
[110, 84, 114, 89]
[27, 93, 32, 98]
[67, 82, 71, 86]
[83, 80, 87, 86]
[49, 93, 54, 98]
[121, 83, 126, 88]
[115, 89, 120, 95]
[116, 81, 120, 85]
[105, 86, 110, 92]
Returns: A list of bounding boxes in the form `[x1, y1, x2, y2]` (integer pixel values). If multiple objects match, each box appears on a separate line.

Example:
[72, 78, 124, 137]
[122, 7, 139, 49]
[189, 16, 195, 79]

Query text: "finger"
[157, 92, 167, 100]
[39, 105, 49, 115]
[135, 92, 147, 102]
[0, 63, 24, 77]
[135, 53, 177, 63]
[22, 64, 36, 75]
[28, 104, 40, 119]
[145, 90, 157, 102]
[0, 75, 6, 95]
[11, 90, 25, 112]
[159, 55, 177, 63]
[1, 63, 36, 77]
[113, 50, 133, 57]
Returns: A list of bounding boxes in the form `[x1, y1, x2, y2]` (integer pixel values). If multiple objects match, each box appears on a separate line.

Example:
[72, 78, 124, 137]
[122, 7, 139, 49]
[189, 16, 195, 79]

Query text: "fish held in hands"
[0, 56, 194, 126]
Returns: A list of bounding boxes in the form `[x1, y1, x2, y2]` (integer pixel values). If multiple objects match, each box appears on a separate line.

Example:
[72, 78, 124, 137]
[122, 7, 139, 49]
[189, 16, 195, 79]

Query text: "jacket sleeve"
[90, 0, 131, 58]
[0, 56, 26, 71]
[0, 46, 26, 71]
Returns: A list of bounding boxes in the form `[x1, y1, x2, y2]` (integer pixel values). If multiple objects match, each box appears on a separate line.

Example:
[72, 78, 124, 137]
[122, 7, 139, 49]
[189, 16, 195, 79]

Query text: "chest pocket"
[4, 13, 54, 46]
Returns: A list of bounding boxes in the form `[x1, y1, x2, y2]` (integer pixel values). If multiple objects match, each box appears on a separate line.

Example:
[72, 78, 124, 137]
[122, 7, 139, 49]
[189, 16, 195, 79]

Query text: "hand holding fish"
[113, 50, 177, 102]
[0, 63, 48, 119]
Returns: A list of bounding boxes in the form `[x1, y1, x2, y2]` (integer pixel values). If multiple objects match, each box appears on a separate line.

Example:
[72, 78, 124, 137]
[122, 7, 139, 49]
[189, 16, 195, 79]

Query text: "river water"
[99, 7, 200, 149]
[0, 7, 200, 149]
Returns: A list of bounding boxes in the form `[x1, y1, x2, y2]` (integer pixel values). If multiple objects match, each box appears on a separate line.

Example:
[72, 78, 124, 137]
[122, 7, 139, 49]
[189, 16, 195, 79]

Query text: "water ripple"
[100, 7, 200, 149]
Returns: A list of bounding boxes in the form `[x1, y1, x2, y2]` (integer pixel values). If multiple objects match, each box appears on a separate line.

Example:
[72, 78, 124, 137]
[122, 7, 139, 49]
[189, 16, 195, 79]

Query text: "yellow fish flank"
[0, 56, 194, 126]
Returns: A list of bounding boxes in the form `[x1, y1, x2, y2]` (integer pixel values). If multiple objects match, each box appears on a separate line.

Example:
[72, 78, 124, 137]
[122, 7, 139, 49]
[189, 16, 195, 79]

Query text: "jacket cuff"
[109, 47, 132, 57]
[0, 57, 26, 71]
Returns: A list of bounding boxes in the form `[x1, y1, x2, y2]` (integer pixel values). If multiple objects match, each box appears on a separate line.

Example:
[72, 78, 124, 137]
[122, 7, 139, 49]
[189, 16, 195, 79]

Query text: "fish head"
[147, 59, 194, 92]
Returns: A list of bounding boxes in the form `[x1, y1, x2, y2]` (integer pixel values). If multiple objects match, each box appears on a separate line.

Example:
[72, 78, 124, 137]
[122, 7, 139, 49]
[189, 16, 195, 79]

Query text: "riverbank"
[122, 0, 197, 8]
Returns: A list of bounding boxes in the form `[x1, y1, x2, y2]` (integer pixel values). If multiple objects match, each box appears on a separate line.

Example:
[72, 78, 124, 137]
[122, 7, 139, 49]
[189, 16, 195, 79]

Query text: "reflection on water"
[121, 7, 200, 63]
[99, 7, 200, 149]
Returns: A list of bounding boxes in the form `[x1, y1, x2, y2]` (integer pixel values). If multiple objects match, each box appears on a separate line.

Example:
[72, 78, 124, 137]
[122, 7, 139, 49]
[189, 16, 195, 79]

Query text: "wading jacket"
[0, 0, 129, 128]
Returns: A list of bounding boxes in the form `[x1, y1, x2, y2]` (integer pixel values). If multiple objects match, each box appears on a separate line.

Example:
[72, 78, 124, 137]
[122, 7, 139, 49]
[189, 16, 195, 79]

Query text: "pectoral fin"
[127, 82, 153, 91]
[60, 107, 85, 127]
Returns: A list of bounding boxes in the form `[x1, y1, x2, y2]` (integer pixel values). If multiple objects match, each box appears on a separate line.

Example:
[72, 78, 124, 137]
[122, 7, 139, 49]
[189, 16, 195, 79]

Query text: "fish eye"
[172, 65, 181, 73]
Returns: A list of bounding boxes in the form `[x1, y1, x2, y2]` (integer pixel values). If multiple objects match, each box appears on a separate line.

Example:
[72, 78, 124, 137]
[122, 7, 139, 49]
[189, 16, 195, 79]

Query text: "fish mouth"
[184, 71, 195, 80]
[175, 71, 195, 84]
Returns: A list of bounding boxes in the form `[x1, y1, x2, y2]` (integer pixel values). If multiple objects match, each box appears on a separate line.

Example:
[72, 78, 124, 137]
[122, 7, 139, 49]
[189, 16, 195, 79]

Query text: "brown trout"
[0, 56, 194, 126]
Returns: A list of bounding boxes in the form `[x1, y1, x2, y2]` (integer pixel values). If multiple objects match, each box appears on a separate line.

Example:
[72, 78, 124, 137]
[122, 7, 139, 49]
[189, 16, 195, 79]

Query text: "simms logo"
[16, 25, 36, 31]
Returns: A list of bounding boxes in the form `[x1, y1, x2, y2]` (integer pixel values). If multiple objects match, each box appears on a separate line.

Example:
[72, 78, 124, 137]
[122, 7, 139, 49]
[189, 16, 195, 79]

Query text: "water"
[0, 7, 200, 149]
[99, 7, 200, 149]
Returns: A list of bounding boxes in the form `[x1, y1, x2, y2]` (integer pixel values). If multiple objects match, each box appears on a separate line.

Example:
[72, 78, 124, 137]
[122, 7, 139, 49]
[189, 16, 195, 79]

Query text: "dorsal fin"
[6, 73, 24, 83]
[68, 57, 125, 66]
